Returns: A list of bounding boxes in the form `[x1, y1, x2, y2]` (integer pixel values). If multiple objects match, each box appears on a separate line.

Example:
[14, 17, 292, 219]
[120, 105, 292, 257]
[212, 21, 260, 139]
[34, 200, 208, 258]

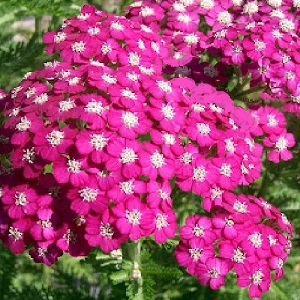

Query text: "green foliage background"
[0, 0, 299, 299]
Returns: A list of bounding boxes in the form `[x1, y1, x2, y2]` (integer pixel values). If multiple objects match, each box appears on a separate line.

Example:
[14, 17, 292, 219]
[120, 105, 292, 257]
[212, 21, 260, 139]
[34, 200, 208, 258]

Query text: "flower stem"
[126, 240, 143, 300]
[233, 85, 265, 98]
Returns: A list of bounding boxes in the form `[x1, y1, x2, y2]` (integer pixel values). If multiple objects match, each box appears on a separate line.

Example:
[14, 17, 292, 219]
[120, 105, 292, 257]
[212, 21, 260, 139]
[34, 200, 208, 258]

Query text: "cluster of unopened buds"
[0, 2, 296, 299]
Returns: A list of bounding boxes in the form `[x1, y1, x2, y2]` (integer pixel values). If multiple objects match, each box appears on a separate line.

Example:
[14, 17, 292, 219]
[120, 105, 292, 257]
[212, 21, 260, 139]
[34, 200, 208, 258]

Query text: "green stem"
[35, 16, 42, 35]
[233, 85, 265, 98]
[126, 240, 143, 300]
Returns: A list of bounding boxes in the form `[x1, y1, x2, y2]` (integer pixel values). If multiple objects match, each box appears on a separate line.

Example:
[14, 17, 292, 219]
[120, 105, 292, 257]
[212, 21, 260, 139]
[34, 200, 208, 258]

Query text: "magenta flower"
[264, 130, 295, 162]
[85, 210, 128, 253]
[113, 197, 151, 240]
[179, 215, 217, 244]
[175, 239, 215, 275]
[2, 185, 38, 219]
[197, 257, 230, 290]
[29, 241, 63, 266]
[237, 262, 271, 298]
[106, 138, 142, 179]
[141, 207, 177, 243]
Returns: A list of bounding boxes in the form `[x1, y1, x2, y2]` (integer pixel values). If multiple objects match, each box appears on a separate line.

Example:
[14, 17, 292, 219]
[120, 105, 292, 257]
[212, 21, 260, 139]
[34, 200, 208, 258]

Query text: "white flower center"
[38, 248, 48, 256]
[193, 166, 206, 181]
[8, 227, 23, 240]
[275, 136, 288, 151]
[110, 21, 124, 31]
[77, 13, 90, 20]
[280, 19, 295, 32]
[197, 123, 210, 135]
[16, 117, 31, 131]
[220, 163, 232, 177]
[120, 147, 138, 164]
[150, 151, 165, 168]
[122, 112, 139, 128]
[232, 248, 246, 263]
[217, 11, 232, 25]
[25, 87, 36, 98]
[15, 191, 28, 206]
[184, 33, 199, 45]
[254, 39, 266, 51]
[128, 52, 140, 66]
[9, 106, 21, 117]
[180, 152, 193, 164]
[209, 268, 220, 278]
[233, 200, 248, 213]
[67, 159, 81, 173]
[90, 133, 108, 150]
[72, 41, 85, 53]
[101, 43, 112, 55]
[243, 1, 259, 15]
[85, 100, 105, 114]
[155, 213, 169, 229]
[285, 71, 295, 80]
[79, 187, 98, 202]
[22, 147, 35, 163]
[157, 80, 172, 93]
[200, 0, 214, 9]
[63, 229, 77, 244]
[120, 180, 134, 194]
[251, 270, 264, 285]
[211, 187, 223, 199]
[177, 13, 191, 24]
[268, 235, 277, 246]
[88, 27, 100, 35]
[140, 6, 154, 17]
[161, 104, 175, 120]
[225, 138, 235, 153]
[126, 209, 141, 225]
[193, 225, 204, 237]
[159, 189, 169, 200]
[46, 130, 64, 146]
[40, 220, 52, 229]
[100, 223, 114, 238]
[59, 99, 76, 112]
[163, 133, 176, 145]
[54, 32, 66, 43]
[67, 77, 80, 85]
[267, 0, 282, 7]
[121, 88, 137, 100]
[249, 232, 263, 248]
[189, 248, 202, 261]
[33, 93, 48, 104]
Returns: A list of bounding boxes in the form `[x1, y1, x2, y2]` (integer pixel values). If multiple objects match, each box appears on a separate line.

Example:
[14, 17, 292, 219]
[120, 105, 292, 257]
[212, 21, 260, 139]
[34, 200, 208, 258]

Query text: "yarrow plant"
[0, 2, 297, 299]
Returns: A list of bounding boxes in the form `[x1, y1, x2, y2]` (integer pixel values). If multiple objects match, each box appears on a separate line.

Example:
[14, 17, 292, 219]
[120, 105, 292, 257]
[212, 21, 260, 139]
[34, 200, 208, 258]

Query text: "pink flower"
[264, 130, 295, 162]
[2, 185, 38, 219]
[179, 215, 217, 244]
[113, 197, 151, 240]
[106, 138, 142, 179]
[237, 262, 271, 298]
[84, 210, 128, 253]
[197, 257, 230, 290]
[141, 207, 177, 243]
[139, 142, 175, 180]
[29, 241, 63, 266]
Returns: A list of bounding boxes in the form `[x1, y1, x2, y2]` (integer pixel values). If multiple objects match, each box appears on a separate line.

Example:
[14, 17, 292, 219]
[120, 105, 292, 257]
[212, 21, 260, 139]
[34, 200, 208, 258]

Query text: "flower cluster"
[126, 0, 300, 114]
[175, 193, 293, 298]
[0, 3, 296, 299]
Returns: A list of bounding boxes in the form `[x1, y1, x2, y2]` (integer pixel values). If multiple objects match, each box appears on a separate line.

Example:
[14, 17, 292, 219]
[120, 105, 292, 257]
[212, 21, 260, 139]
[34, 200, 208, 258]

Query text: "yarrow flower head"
[0, 3, 296, 299]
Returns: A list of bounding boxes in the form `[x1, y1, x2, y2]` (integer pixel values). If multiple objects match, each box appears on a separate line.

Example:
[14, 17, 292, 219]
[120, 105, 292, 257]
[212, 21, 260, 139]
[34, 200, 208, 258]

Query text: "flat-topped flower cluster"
[0, 3, 296, 299]
[126, 0, 300, 114]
